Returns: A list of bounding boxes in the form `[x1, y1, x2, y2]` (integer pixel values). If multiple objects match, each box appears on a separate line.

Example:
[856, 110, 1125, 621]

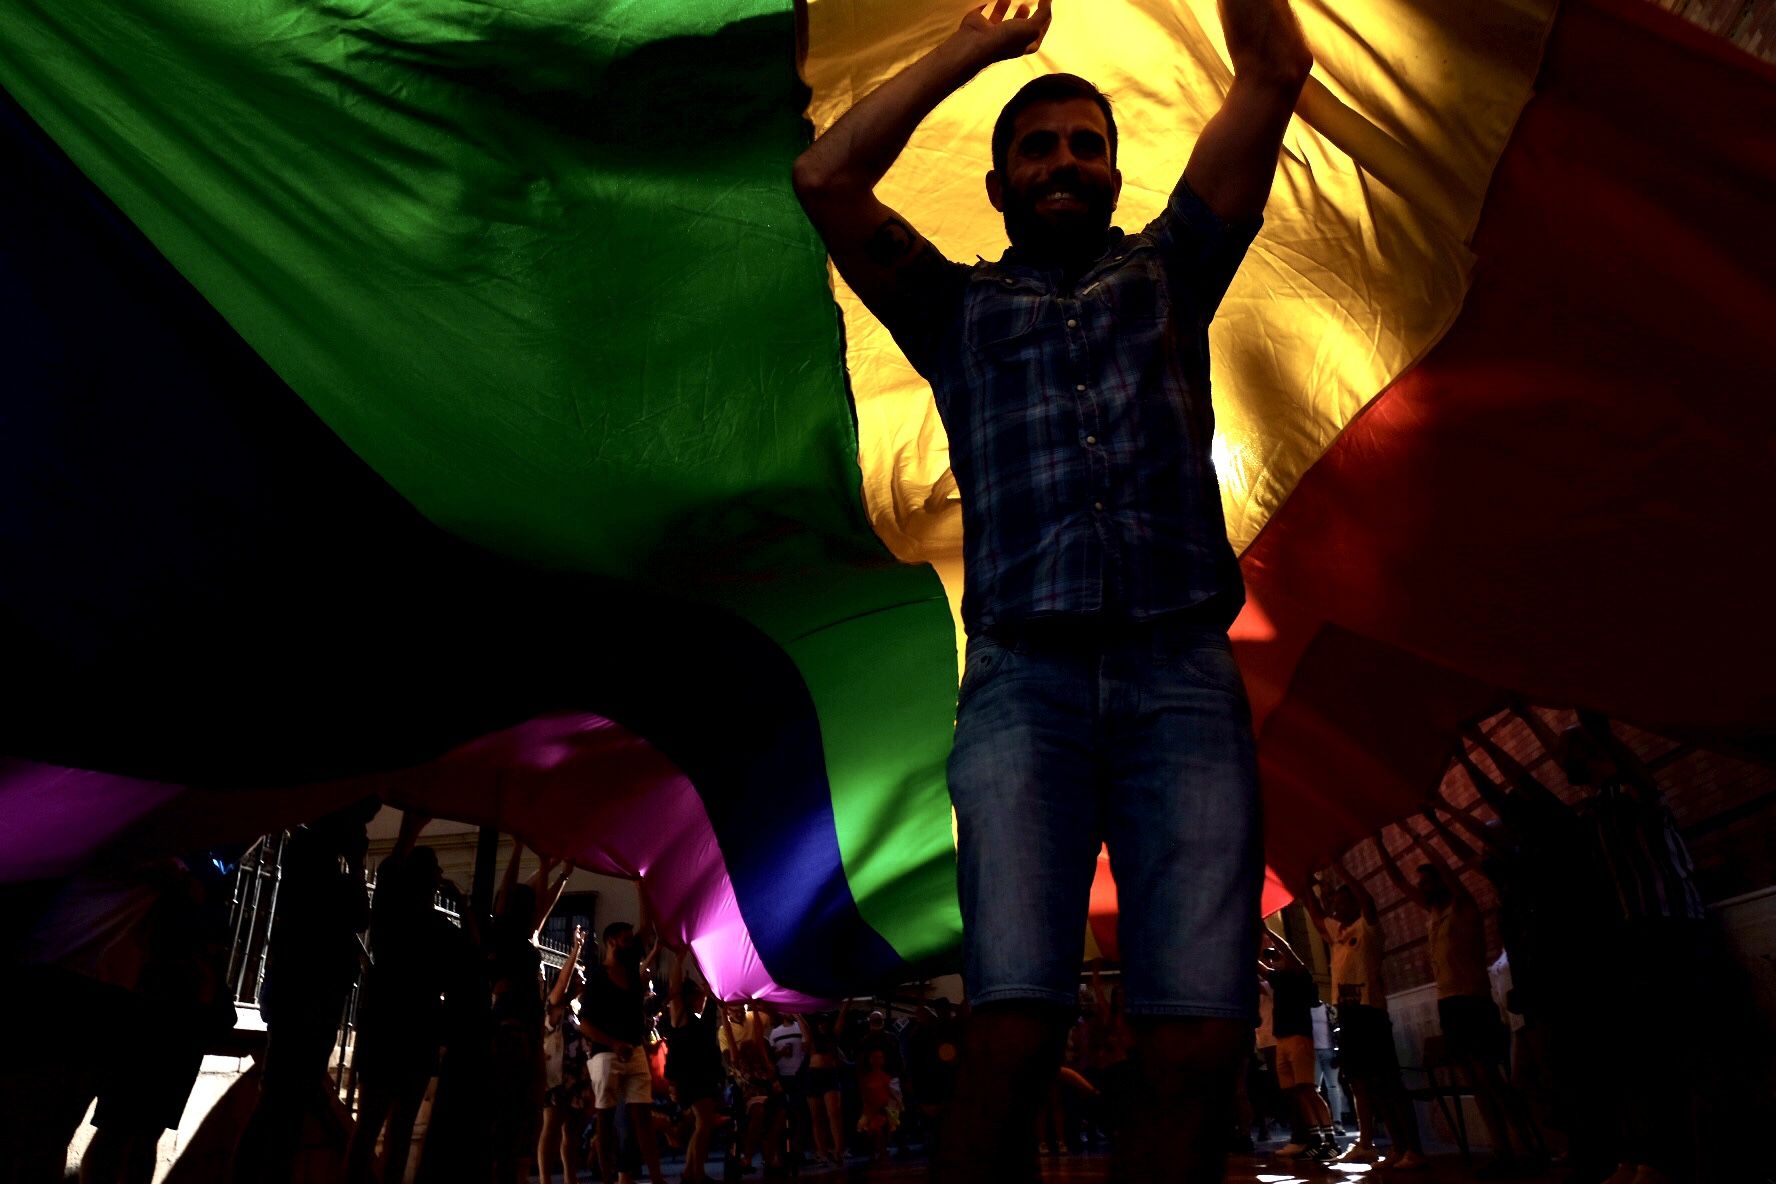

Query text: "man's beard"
[1001, 168, 1115, 266]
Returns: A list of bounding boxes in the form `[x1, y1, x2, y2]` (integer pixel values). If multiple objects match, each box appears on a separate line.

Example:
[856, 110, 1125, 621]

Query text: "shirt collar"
[990, 225, 1128, 276]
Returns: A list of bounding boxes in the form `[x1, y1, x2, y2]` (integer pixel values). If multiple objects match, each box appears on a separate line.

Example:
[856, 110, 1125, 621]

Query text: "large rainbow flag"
[3, 0, 1771, 1001]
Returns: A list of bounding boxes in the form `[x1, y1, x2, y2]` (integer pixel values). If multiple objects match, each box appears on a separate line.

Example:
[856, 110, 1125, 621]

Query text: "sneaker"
[1275, 1142, 1310, 1158]
[1340, 1143, 1381, 1162]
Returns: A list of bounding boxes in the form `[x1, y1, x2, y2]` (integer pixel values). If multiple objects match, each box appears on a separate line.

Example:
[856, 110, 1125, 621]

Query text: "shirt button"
[1075, 383, 1086, 392]
[1093, 501, 1105, 511]
[1085, 435, 1097, 446]
[1066, 318, 1079, 329]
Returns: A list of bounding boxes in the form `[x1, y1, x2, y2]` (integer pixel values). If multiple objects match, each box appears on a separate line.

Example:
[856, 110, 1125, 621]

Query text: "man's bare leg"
[1116, 1017, 1248, 1184]
[934, 1001, 1070, 1184]
[628, 1101, 666, 1184]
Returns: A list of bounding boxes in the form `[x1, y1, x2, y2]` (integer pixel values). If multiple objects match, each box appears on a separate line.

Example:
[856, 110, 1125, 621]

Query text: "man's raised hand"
[956, 0, 1053, 65]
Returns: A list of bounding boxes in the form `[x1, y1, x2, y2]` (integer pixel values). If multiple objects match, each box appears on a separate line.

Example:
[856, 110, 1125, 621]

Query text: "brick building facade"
[1323, 706, 1776, 997]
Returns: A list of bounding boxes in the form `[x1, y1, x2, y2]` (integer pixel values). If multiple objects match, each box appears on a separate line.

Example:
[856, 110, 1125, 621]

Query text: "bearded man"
[793, 3, 1312, 1180]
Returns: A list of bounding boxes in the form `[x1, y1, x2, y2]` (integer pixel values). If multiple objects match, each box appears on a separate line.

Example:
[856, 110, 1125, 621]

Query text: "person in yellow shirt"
[1305, 862, 1424, 1169]
[1375, 827, 1542, 1176]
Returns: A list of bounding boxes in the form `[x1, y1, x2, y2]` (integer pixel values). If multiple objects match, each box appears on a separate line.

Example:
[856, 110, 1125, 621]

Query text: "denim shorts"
[947, 615, 1262, 1019]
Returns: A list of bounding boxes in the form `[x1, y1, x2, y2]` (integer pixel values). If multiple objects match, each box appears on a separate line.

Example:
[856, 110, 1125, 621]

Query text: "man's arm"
[1511, 702, 1564, 758]
[1422, 799, 1492, 861]
[792, 4, 1050, 324]
[1301, 871, 1335, 943]
[1468, 724, 1568, 814]
[576, 1018, 633, 1059]
[1263, 926, 1306, 972]
[393, 810, 430, 860]
[1403, 820, 1476, 905]
[1371, 832, 1427, 910]
[635, 878, 662, 977]
[1181, 0, 1313, 223]
[550, 926, 585, 1008]
[1335, 854, 1380, 923]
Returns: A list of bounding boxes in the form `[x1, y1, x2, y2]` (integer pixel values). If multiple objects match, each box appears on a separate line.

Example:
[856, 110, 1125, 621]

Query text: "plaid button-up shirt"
[886, 178, 1259, 634]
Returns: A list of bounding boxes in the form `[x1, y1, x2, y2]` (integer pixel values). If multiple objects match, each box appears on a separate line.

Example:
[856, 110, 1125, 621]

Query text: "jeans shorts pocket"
[956, 637, 1012, 712]
[1175, 635, 1246, 698]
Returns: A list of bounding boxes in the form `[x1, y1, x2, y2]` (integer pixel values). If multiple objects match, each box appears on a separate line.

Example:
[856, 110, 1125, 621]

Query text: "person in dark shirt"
[347, 814, 457, 1184]
[1259, 930, 1338, 1162]
[579, 899, 662, 1184]
[791, 3, 1314, 1179]
[799, 1006, 849, 1170]
[665, 949, 724, 1184]
[234, 798, 377, 1184]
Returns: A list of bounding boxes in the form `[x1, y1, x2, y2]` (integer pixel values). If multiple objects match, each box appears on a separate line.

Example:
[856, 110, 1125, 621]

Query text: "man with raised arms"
[793, 3, 1311, 1180]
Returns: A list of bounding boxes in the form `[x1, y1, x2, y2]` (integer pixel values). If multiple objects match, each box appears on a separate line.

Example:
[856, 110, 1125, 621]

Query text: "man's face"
[1331, 887, 1360, 925]
[988, 98, 1122, 259]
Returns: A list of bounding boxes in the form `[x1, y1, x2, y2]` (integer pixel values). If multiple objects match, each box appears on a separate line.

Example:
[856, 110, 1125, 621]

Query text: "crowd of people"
[0, 700, 1762, 1184]
[1286, 707, 1737, 1184]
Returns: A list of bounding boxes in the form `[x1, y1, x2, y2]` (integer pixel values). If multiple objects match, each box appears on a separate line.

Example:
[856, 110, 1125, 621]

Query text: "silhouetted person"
[233, 800, 376, 1184]
[1374, 825, 1540, 1174]
[346, 813, 457, 1184]
[664, 948, 723, 1182]
[792, 1, 1313, 1176]
[1259, 929, 1338, 1162]
[580, 889, 664, 1184]
[1304, 864, 1423, 1169]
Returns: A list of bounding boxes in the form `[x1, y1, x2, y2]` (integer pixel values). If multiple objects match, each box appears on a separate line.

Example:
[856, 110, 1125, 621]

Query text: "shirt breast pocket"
[965, 280, 1046, 364]
[1099, 263, 1171, 348]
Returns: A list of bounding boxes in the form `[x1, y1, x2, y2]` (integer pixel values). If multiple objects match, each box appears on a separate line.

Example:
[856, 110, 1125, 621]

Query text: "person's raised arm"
[635, 878, 662, 976]
[534, 861, 575, 936]
[550, 925, 585, 1008]
[495, 838, 525, 917]
[1511, 702, 1564, 758]
[1469, 724, 1567, 813]
[1422, 800, 1491, 862]
[793, 3, 1050, 327]
[1403, 820, 1475, 905]
[1302, 871, 1334, 943]
[393, 809, 430, 860]
[1181, 0, 1313, 223]
[1264, 927, 1306, 972]
[1335, 853, 1379, 923]
[1371, 832, 1427, 909]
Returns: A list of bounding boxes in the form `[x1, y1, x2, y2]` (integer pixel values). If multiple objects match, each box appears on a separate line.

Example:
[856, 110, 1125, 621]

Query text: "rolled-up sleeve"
[876, 254, 970, 382]
[1144, 176, 1262, 326]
